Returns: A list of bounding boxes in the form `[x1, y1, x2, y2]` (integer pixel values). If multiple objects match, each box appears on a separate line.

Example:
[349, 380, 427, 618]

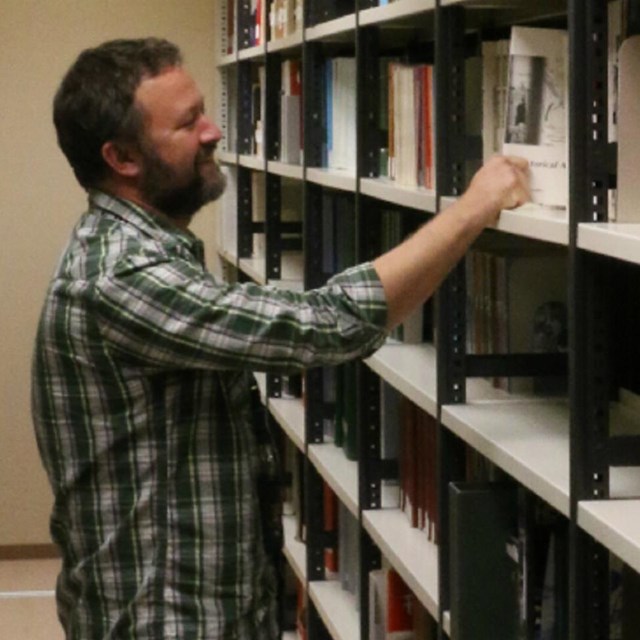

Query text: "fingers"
[508, 157, 531, 209]
[488, 154, 530, 210]
[502, 155, 530, 172]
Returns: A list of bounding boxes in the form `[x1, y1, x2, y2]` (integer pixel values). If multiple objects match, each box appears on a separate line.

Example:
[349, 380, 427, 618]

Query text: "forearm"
[373, 155, 530, 331]
[374, 194, 486, 330]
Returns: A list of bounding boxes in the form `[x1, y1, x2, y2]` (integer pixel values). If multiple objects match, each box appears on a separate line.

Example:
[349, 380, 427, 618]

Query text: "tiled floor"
[0, 558, 64, 639]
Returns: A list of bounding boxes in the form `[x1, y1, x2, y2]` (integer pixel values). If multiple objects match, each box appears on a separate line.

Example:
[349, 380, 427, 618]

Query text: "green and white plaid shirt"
[31, 191, 387, 639]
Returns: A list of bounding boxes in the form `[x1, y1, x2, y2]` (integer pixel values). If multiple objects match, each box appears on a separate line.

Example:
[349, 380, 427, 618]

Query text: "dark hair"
[53, 38, 182, 189]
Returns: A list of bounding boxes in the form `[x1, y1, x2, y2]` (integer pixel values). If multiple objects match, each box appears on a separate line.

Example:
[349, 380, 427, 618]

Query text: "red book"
[386, 569, 414, 633]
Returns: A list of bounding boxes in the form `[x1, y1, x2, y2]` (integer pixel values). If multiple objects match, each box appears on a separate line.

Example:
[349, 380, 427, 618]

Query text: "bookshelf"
[216, 1, 640, 638]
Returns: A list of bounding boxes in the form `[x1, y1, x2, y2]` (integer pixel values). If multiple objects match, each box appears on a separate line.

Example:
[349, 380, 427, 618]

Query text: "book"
[280, 59, 302, 165]
[368, 568, 415, 640]
[387, 62, 434, 188]
[325, 58, 357, 172]
[323, 481, 339, 576]
[398, 398, 438, 538]
[502, 26, 568, 209]
[380, 381, 401, 508]
[225, 0, 236, 55]
[449, 482, 520, 640]
[615, 34, 640, 222]
[218, 165, 238, 257]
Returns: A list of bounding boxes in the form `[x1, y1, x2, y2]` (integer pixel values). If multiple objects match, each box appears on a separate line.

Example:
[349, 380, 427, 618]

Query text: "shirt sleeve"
[93, 252, 388, 373]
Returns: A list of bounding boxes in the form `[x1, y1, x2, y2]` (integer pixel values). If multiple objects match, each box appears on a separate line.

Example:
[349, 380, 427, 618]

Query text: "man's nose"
[200, 116, 222, 143]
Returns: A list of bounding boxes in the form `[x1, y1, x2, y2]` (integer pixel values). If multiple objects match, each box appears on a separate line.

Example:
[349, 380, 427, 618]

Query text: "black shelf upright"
[434, 5, 469, 635]
[236, 56, 257, 267]
[264, 49, 303, 399]
[568, 0, 618, 638]
[434, 3, 571, 636]
[300, 26, 337, 640]
[356, 19, 384, 640]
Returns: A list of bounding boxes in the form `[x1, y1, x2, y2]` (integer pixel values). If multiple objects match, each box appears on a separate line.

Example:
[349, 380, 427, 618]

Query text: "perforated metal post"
[568, 1, 611, 638]
[434, 6, 469, 634]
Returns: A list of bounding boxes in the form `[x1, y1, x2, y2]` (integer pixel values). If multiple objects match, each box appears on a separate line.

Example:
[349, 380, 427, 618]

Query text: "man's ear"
[101, 141, 142, 178]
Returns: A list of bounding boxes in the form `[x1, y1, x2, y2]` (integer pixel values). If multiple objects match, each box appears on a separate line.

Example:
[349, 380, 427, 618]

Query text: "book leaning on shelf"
[499, 26, 568, 209]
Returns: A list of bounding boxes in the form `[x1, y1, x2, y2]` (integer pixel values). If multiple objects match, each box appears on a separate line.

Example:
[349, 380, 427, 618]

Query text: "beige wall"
[0, 0, 221, 546]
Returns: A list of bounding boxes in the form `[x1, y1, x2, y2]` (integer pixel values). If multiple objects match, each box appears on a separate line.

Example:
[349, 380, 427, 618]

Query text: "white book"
[218, 166, 238, 258]
[616, 34, 640, 222]
[503, 26, 568, 209]
[330, 58, 357, 172]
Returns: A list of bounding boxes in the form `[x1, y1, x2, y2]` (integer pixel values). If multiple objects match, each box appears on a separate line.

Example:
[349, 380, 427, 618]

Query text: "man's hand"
[374, 154, 531, 331]
[460, 155, 531, 229]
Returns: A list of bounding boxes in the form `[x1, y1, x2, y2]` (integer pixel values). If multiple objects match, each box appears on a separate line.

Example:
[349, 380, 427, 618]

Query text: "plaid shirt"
[31, 191, 387, 639]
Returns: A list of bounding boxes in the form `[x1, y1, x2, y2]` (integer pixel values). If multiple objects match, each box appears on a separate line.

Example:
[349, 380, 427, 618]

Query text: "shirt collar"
[88, 189, 205, 264]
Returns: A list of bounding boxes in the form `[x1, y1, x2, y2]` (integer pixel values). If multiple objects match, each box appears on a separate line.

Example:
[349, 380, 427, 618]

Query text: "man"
[32, 38, 529, 640]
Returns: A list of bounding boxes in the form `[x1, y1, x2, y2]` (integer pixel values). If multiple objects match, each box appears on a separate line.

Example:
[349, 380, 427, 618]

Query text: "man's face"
[134, 66, 226, 219]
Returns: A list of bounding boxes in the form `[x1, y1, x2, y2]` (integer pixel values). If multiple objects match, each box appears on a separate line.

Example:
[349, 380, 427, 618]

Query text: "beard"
[138, 141, 227, 219]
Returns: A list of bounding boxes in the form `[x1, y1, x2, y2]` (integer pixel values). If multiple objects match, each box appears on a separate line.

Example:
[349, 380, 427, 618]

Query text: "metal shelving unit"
[216, 1, 640, 639]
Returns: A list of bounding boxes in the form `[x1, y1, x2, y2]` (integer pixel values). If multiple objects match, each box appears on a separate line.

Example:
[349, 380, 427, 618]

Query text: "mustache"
[196, 142, 218, 163]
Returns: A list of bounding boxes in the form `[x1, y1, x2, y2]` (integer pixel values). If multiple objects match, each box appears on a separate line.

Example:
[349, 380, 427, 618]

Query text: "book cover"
[503, 27, 568, 209]
[615, 34, 640, 222]
[449, 482, 520, 639]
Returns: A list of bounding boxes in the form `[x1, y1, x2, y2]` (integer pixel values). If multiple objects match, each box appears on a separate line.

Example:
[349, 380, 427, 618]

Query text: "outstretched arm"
[373, 155, 530, 331]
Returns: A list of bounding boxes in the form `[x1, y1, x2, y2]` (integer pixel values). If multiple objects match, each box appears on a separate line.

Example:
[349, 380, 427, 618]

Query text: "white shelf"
[305, 14, 356, 41]
[442, 399, 640, 517]
[306, 167, 357, 192]
[442, 399, 571, 515]
[217, 150, 237, 165]
[578, 223, 640, 266]
[362, 508, 439, 621]
[308, 580, 360, 640]
[283, 514, 307, 584]
[440, 197, 569, 245]
[365, 341, 504, 418]
[267, 161, 304, 180]
[269, 278, 304, 292]
[359, 0, 435, 26]
[365, 342, 438, 417]
[218, 52, 237, 67]
[359, 177, 436, 213]
[238, 44, 265, 61]
[270, 397, 305, 452]
[238, 256, 266, 283]
[238, 154, 265, 170]
[254, 372, 267, 404]
[496, 204, 569, 245]
[217, 247, 237, 266]
[267, 31, 304, 52]
[308, 443, 359, 517]
[579, 499, 640, 574]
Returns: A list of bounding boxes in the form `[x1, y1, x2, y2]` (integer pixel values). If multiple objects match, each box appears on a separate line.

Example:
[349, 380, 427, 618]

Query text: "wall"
[0, 0, 221, 548]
